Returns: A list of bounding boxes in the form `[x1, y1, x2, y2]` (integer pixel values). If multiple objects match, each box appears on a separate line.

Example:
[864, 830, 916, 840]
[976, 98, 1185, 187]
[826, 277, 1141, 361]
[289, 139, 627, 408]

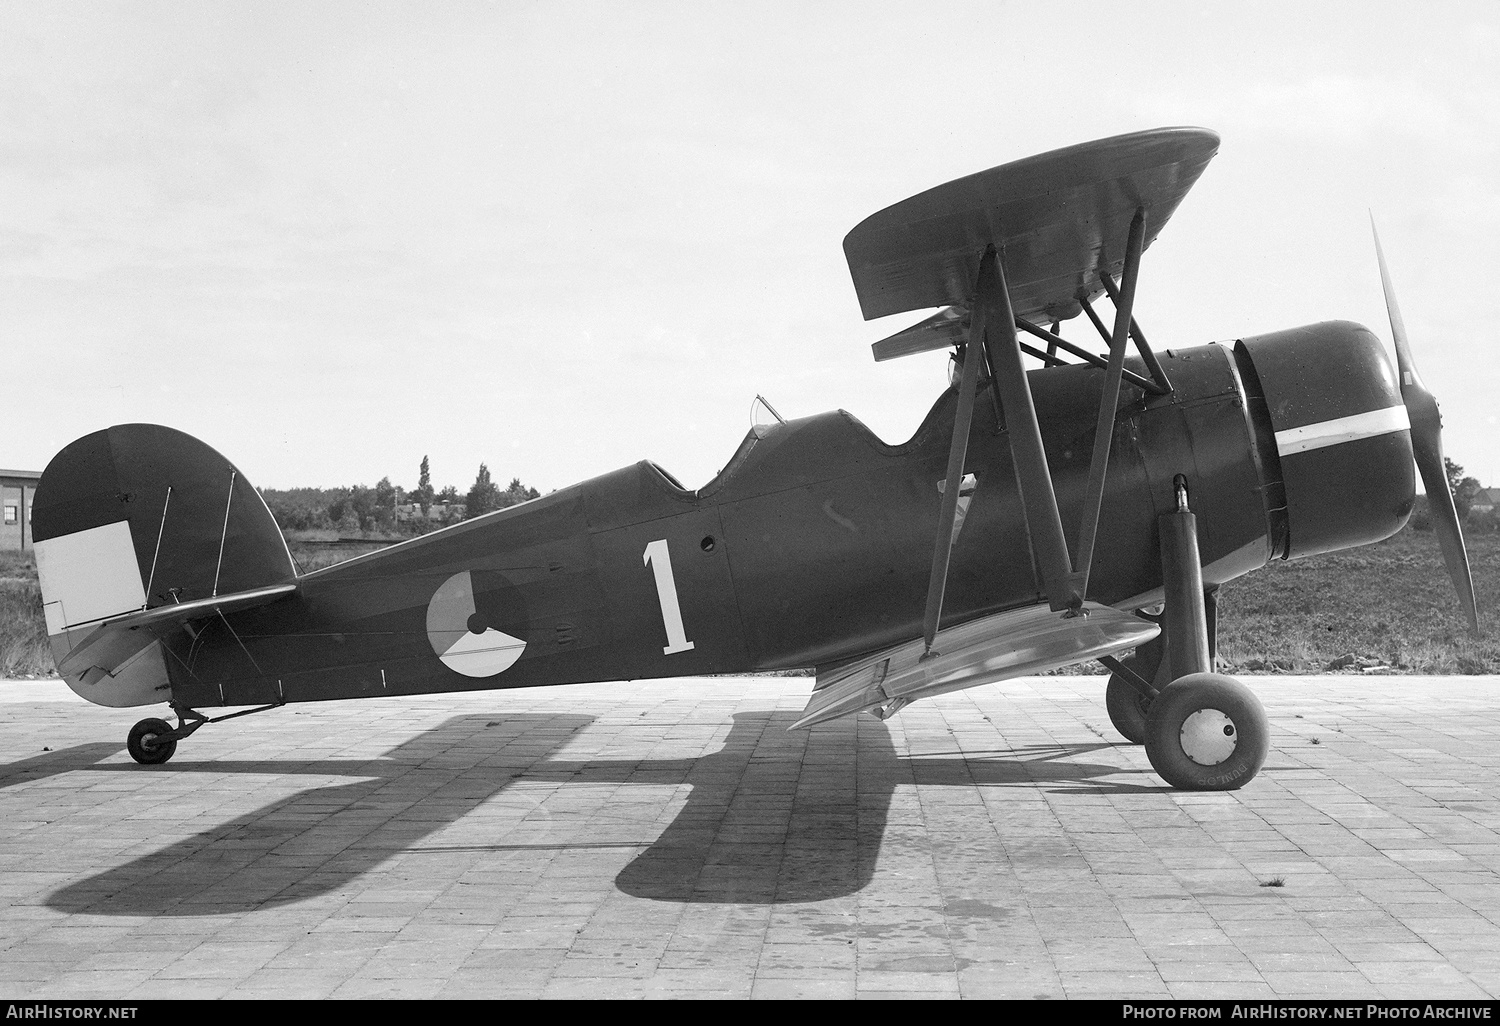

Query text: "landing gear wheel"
[1144, 673, 1268, 790]
[127, 718, 177, 765]
[1105, 670, 1153, 744]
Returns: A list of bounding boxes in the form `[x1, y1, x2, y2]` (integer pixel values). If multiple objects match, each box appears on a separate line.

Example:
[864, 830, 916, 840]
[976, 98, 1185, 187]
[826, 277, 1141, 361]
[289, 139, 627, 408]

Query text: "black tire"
[127, 718, 177, 765]
[1144, 673, 1268, 790]
[1105, 670, 1153, 744]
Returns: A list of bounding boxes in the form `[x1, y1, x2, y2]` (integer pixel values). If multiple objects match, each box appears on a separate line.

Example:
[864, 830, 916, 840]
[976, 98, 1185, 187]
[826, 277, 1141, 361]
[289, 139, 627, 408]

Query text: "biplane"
[30, 127, 1477, 791]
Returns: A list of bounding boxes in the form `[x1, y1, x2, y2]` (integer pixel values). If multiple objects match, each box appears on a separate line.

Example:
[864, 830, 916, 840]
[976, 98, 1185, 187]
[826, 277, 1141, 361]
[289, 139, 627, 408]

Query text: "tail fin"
[32, 424, 296, 707]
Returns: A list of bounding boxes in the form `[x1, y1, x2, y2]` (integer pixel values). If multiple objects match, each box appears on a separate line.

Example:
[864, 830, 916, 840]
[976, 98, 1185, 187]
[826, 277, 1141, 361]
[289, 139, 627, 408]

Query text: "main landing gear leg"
[1141, 478, 1270, 791]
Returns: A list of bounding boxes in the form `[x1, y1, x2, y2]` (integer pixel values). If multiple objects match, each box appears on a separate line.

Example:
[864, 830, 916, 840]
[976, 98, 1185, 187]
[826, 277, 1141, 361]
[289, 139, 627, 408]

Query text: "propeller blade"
[1372, 218, 1479, 633]
[1373, 219, 1423, 395]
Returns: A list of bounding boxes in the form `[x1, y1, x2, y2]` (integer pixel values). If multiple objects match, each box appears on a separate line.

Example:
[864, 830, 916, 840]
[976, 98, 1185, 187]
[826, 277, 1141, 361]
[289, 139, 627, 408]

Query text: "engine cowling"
[1234, 321, 1415, 560]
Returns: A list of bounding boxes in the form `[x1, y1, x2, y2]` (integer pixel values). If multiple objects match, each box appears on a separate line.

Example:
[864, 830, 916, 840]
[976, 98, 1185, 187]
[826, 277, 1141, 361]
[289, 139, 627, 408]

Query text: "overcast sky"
[2, 1, 1495, 497]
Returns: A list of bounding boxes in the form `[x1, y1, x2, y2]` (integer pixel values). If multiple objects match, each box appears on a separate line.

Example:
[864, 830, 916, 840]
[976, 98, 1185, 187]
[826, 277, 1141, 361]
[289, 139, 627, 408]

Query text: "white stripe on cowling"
[1274, 405, 1410, 456]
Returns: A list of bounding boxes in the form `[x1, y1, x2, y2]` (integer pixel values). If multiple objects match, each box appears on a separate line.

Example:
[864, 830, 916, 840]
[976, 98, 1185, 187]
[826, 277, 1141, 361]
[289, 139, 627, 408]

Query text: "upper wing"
[843, 127, 1219, 328]
[792, 601, 1159, 729]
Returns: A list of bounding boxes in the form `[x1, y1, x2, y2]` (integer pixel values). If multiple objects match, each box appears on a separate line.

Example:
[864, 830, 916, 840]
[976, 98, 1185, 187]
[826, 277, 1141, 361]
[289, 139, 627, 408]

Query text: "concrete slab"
[2, 674, 1500, 999]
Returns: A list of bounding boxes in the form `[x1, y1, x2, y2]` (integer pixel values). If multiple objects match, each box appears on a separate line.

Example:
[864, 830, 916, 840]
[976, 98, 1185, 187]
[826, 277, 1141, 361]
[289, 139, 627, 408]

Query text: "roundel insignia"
[426, 571, 527, 677]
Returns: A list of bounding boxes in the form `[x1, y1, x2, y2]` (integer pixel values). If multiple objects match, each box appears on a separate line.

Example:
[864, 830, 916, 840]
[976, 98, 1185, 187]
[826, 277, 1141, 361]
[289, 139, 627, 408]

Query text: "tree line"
[259, 455, 1487, 539]
[1409, 458, 1496, 533]
[261, 455, 540, 536]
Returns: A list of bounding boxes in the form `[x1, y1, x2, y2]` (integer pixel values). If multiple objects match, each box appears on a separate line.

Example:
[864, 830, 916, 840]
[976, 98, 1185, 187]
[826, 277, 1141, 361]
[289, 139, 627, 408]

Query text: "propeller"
[1372, 218, 1479, 633]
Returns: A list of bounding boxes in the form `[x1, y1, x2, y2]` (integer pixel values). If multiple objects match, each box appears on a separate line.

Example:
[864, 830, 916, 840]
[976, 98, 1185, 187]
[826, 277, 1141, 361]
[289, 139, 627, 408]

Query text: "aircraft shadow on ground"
[43, 710, 1130, 916]
[611, 714, 1133, 903]
[0, 742, 125, 788]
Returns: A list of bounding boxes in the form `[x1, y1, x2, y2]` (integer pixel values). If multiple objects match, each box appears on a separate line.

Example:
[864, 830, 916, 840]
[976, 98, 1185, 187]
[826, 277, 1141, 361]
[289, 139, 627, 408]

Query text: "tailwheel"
[1143, 673, 1268, 790]
[1105, 669, 1153, 744]
[127, 717, 177, 765]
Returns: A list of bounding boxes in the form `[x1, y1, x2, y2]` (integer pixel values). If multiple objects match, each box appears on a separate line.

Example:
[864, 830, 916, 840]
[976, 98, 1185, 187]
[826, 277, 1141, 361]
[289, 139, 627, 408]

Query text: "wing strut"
[1077, 285, 1173, 396]
[974, 246, 1080, 612]
[1073, 208, 1148, 598]
[1099, 270, 1174, 394]
[920, 334, 984, 655]
[1014, 318, 1163, 394]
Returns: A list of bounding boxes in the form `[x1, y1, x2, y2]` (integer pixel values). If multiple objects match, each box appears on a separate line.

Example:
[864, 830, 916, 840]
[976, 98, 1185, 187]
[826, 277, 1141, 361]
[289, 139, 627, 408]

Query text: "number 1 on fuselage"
[643, 539, 695, 655]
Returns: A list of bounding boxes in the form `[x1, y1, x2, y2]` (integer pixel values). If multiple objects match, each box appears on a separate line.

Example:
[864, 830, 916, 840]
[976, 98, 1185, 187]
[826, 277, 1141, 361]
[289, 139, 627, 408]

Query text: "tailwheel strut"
[1141, 478, 1269, 790]
[125, 700, 284, 766]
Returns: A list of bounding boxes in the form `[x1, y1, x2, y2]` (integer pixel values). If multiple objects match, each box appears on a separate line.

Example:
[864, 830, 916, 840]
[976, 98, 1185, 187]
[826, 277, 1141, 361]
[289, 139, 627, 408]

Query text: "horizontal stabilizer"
[792, 602, 1158, 729]
[56, 583, 297, 683]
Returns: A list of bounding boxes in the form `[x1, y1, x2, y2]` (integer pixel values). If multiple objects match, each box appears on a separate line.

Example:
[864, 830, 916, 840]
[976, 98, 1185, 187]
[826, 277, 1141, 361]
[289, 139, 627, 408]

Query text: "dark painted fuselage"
[166, 321, 1414, 710]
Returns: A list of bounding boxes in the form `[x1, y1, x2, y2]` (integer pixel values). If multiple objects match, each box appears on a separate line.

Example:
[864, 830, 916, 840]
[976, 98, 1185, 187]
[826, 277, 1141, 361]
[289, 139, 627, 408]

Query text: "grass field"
[0, 552, 48, 679]
[285, 535, 402, 574]
[1, 528, 1495, 679]
[1218, 529, 1498, 674]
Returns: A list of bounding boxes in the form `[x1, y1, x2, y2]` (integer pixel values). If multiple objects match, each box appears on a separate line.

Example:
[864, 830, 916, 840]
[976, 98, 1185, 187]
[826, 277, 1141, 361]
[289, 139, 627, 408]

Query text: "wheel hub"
[1180, 708, 1237, 766]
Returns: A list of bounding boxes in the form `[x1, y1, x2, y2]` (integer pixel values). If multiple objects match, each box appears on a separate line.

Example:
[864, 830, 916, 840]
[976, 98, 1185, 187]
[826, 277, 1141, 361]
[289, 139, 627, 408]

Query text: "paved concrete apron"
[1, 675, 1498, 999]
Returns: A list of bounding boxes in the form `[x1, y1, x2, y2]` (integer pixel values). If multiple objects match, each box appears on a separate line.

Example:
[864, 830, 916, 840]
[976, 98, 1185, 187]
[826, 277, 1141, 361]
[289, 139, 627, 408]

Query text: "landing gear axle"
[1144, 673, 1269, 790]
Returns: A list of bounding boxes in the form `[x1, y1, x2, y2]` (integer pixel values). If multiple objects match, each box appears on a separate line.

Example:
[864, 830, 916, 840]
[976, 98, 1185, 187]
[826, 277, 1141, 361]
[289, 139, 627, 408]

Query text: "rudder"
[31, 424, 296, 707]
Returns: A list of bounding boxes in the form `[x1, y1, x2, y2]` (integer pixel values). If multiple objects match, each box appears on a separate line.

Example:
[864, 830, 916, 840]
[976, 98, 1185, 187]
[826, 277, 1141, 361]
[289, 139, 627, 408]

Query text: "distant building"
[0, 468, 41, 552]
[1472, 488, 1499, 514]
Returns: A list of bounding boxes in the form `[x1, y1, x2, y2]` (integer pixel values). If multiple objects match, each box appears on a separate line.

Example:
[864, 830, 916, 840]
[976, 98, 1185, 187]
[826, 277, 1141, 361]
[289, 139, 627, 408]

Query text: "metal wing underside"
[842, 127, 1219, 326]
[793, 602, 1160, 729]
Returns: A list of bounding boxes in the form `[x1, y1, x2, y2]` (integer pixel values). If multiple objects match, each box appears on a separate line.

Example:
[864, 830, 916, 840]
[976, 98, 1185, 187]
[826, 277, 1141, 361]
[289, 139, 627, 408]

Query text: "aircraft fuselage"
[161, 320, 1413, 710]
